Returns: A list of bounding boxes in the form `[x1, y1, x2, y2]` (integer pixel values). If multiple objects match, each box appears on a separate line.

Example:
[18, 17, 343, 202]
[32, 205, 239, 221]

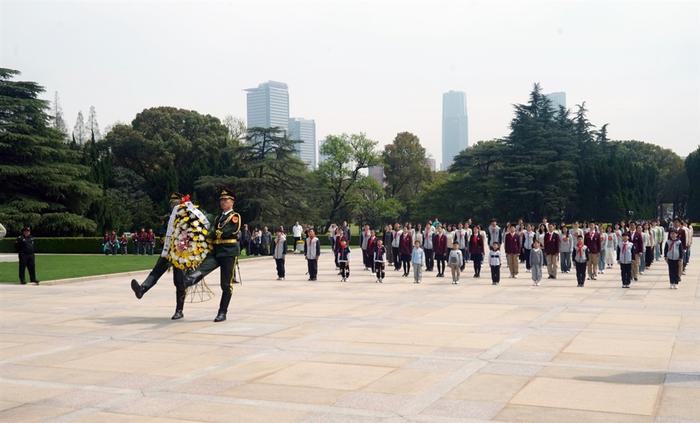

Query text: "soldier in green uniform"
[130, 193, 193, 320]
[183, 188, 241, 322]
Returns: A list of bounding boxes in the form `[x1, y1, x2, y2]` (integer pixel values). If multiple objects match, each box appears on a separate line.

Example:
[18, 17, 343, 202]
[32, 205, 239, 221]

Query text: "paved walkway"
[0, 253, 698, 422]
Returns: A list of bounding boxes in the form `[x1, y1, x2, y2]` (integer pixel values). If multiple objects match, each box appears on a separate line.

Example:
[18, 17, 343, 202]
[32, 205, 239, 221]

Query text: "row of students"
[284, 219, 691, 288]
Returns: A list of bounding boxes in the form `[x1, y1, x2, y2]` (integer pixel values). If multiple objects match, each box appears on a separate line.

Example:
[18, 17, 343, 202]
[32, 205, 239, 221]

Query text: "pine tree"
[0, 68, 102, 235]
[73, 110, 86, 144]
[52, 91, 69, 141]
[86, 105, 101, 141]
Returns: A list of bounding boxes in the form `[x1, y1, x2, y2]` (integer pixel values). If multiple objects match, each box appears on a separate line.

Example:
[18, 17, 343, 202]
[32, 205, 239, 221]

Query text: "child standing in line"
[374, 239, 387, 283]
[489, 242, 502, 285]
[530, 240, 544, 286]
[573, 235, 588, 287]
[337, 239, 351, 282]
[619, 233, 634, 288]
[448, 242, 464, 284]
[411, 240, 425, 284]
[664, 230, 684, 289]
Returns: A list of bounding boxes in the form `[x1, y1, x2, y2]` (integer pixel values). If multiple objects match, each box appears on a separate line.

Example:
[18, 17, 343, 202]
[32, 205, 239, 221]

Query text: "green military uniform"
[131, 193, 191, 320]
[183, 189, 241, 322]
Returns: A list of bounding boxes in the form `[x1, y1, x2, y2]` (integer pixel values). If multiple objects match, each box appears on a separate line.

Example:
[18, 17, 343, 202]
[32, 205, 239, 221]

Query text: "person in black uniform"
[182, 188, 241, 322]
[130, 193, 191, 320]
[16, 226, 39, 284]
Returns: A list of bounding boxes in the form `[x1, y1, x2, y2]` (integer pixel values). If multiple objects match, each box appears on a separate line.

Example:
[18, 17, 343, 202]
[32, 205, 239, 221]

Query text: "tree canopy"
[0, 68, 102, 235]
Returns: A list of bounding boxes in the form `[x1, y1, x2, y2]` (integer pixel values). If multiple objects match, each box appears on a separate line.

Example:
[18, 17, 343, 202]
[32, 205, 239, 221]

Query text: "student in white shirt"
[489, 242, 502, 285]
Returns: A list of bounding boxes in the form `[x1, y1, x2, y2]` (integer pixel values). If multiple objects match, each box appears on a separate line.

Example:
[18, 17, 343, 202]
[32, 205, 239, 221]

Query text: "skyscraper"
[245, 81, 290, 133]
[368, 165, 386, 186]
[288, 117, 317, 169]
[545, 91, 566, 111]
[441, 90, 469, 170]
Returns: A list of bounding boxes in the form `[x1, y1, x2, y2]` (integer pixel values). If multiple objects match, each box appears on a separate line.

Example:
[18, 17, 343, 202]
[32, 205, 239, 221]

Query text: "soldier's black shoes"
[171, 310, 184, 320]
[131, 279, 144, 299]
[214, 313, 227, 322]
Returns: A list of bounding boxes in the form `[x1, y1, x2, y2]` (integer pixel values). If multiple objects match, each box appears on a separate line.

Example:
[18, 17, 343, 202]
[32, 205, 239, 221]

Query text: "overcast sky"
[2, 0, 699, 164]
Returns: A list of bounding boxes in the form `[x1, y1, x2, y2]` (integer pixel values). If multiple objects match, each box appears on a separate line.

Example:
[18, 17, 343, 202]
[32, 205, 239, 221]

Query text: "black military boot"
[132, 257, 170, 299]
[171, 289, 186, 320]
[131, 273, 159, 299]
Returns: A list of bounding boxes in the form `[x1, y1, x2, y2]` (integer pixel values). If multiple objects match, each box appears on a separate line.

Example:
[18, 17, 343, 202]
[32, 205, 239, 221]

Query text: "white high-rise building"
[245, 81, 289, 133]
[545, 91, 566, 111]
[288, 118, 317, 169]
[442, 90, 469, 170]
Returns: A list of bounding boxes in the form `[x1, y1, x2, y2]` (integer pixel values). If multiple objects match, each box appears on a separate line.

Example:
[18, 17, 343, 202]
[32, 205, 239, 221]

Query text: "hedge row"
[0, 238, 162, 254]
[0, 236, 335, 254]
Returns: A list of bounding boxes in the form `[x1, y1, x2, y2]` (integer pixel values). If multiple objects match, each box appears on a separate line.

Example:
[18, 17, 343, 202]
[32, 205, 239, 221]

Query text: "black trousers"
[339, 262, 349, 279]
[524, 248, 532, 270]
[667, 259, 680, 284]
[307, 258, 318, 279]
[192, 254, 237, 314]
[471, 253, 483, 276]
[361, 249, 369, 269]
[392, 247, 401, 270]
[425, 248, 434, 271]
[18, 253, 37, 283]
[490, 264, 500, 283]
[460, 249, 468, 270]
[141, 257, 186, 312]
[173, 268, 186, 312]
[645, 247, 653, 267]
[401, 253, 411, 275]
[436, 254, 446, 275]
[575, 261, 587, 285]
[275, 258, 285, 278]
[375, 262, 385, 280]
[620, 263, 632, 286]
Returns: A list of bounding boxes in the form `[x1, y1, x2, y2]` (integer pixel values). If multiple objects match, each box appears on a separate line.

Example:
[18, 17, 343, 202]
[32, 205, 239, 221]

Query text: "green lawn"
[1, 253, 256, 283]
[0, 254, 162, 283]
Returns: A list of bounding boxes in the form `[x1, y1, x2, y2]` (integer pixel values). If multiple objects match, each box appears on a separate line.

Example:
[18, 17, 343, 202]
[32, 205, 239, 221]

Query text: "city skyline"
[442, 90, 469, 170]
[2, 1, 698, 158]
[288, 117, 317, 169]
[245, 81, 290, 133]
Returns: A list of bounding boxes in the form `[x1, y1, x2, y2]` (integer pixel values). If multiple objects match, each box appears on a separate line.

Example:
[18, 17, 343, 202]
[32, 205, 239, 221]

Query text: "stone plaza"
[0, 253, 698, 422]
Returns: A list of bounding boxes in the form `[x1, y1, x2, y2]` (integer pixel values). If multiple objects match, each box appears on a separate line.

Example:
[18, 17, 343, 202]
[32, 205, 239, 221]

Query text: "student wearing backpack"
[447, 242, 464, 284]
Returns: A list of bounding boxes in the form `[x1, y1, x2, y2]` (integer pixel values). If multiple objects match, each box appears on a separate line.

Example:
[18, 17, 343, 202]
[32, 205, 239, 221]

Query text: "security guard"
[183, 188, 241, 322]
[130, 193, 190, 320]
[16, 226, 39, 284]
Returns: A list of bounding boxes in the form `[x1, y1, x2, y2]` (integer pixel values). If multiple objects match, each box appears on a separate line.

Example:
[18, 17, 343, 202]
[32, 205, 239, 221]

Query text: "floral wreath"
[165, 200, 211, 270]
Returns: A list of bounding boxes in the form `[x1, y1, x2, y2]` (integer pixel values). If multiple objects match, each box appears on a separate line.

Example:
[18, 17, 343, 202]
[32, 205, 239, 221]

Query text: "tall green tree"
[0, 68, 101, 235]
[195, 127, 310, 227]
[104, 107, 238, 209]
[498, 83, 578, 221]
[348, 176, 404, 229]
[382, 131, 432, 217]
[317, 133, 380, 228]
[684, 146, 700, 221]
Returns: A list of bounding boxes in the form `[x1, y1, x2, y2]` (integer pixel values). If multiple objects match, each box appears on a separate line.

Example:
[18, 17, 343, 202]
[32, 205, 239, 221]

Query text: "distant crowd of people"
[264, 217, 693, 290]
[101, 228, 156, 255]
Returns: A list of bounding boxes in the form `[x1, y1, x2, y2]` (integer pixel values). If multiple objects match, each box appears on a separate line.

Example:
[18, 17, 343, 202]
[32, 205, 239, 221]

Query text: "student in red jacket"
[367, 230, 378, 273]
[399, 229, 413, 277]
[433, 226, 448, 278]
[584, 222, 601, 280]
[469, 225, 485, 278]
[544, 224, 560, 279]
[630, 224, 644, 281]
[504, 224, 521, 278]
